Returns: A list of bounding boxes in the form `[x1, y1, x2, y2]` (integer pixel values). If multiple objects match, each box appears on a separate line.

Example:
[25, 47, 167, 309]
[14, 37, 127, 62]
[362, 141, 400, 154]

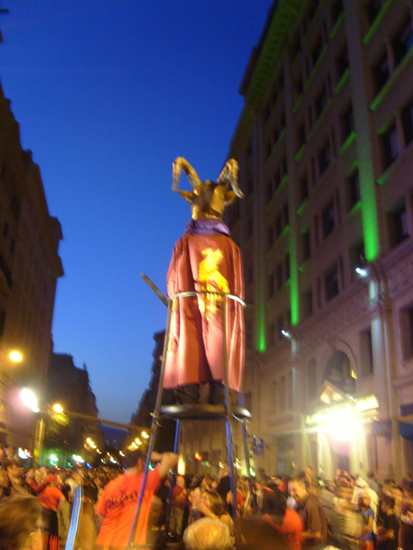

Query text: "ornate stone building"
[0, 70, 63, 450]
[181, 0, 413, 481]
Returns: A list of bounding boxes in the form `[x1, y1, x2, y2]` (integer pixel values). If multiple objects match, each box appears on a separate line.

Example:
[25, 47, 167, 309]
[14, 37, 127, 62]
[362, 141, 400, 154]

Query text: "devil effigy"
[163, 157, 245, 404]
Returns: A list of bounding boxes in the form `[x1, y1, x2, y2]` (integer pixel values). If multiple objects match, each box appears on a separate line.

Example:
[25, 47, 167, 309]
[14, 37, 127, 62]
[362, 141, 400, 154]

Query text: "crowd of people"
[0, 444, 413, 550]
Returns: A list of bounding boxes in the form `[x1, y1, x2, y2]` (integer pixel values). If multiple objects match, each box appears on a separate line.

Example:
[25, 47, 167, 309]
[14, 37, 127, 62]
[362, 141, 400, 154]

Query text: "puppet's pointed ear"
[224, 191, 237, 206]
[177, 190, 195, 205]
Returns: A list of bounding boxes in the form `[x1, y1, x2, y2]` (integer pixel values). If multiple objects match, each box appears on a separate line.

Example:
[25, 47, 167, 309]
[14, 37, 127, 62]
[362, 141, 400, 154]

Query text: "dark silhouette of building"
[44, 353, 103, 465]
[0, 67, 63, 450]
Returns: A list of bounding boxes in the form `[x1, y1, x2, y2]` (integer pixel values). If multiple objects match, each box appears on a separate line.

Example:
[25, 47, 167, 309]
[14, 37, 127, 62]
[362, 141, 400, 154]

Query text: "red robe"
[163, 219, 244, 392]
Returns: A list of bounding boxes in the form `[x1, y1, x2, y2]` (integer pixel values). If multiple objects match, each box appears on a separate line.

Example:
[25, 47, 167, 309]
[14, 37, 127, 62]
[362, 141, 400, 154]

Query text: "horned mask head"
[172, 157, 243, 220]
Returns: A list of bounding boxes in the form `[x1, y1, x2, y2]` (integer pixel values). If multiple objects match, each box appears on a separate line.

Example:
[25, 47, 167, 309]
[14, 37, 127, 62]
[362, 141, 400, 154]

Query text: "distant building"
[0, 80, 63, 451]
[182, 0, 413, 481]
[44, 353, 103, 464]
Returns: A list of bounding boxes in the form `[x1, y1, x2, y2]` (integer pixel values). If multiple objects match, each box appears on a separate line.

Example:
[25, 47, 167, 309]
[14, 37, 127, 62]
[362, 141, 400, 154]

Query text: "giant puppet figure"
[163, 157, 245, 404]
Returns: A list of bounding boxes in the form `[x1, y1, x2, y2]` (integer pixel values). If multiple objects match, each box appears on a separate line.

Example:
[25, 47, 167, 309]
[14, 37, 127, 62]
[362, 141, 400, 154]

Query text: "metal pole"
[127, 297, 173, 546]
[222, 295, 238, 521]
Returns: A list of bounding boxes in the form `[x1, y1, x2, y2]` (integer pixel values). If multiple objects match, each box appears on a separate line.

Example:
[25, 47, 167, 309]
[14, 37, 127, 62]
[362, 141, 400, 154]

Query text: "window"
[374, 51, 390, 94]
[381, 123, 399, 169]
[276, 264, 283, 289]
[392, 14, 413, 67]
[298, 175, 309, 204]
[297, 123, 306, 151]
[267, 323, 275, 347]
[331, 0, 343, 27]
[302, 289, 313, 320]
[307, 359, 317, 400]
[311, 35, 323, 68]
[346, 170, 360, 211]
[364, 0, 385, 26]
[360, 328, 374, 375]
[322, 200, 336, 238]
[318, 139, 332, 176]
[275, 214, 282, 239]
[325, 263, 339, 301]
[283, 203, 289, 228]
[302, 230, 311, 261]
[336, 47, 349, 82]
[387, 200, 408, 248]
[315, 85, 329, 119]
[350, 239, 365, 275]
[284, 253, 290, 280]
[402, 98, 413, 146]
[340, 104, 355, 143]
[294, 76, 303, 103]
[267, 272, 275, 300]
[400, 304, 413, 359]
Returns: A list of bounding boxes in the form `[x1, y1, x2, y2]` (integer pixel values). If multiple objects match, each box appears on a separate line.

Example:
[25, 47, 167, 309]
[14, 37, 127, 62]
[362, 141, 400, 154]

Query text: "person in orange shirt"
[95, 450, 178, 549]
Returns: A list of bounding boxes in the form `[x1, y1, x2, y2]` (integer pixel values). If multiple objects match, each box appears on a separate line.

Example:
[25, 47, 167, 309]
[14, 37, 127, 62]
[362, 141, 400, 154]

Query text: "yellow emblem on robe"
[198, 248, 229, 318]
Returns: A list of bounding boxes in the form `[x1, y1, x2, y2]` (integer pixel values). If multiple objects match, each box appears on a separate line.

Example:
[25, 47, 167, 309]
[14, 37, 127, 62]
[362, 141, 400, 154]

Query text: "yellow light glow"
[324, 407, 357, 440]
[135, 438, 142, 445]
[141, 431, 149, 439]
[53, 403, 64, 413]
[20, 388, 39, 412]
[9, 350, 23, 362]
[177, 455, 185, 475]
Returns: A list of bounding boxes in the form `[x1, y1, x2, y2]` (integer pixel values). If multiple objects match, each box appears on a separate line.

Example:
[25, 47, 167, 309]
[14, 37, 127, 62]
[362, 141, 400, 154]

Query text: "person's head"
[183, 517, 233, 550]
[261, 487, 287, 517]
[381, 495, 395, 514]
[5, 460, 20, 480]
[358, 491, 370, 510]
[201, 490, 225, 516]
[0, 494, 43, 550]
[123, 449, 145, 471]
[0, 470, 8, 488]
[176, 475, 186, 490]
[5, 446, 14, 459]
[288, 474, 309, 504]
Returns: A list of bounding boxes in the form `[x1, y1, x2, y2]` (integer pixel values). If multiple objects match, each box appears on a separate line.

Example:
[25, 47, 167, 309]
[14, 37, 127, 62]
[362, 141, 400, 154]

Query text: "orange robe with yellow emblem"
[163, 218, 244, 392]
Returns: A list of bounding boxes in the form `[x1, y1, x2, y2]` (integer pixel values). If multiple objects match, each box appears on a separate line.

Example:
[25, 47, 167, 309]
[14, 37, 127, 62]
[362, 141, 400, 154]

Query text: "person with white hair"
[183, 517, 233, 550]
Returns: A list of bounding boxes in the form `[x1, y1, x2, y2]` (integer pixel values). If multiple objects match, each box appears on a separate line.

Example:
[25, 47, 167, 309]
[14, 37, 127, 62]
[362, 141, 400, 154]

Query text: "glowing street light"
[52, 403, 64, 413]
[9, 350, 23, 362]
[141, 431, 149, 439]
[20, 388, 39, 413]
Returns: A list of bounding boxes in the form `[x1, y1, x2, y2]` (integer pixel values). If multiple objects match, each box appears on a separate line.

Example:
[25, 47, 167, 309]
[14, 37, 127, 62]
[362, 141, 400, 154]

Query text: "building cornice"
[228, 0, 301, 158]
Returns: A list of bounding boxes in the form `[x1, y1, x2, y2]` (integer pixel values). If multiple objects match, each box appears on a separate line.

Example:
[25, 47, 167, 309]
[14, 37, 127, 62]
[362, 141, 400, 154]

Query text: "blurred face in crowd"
[0, 470, 8, 488]
[288, 479, 307, 504]
[358, 492, 370, 509]
[201, 491, 213, 510]
[6, 462, 20, 481]
[176, 475, 185, 490]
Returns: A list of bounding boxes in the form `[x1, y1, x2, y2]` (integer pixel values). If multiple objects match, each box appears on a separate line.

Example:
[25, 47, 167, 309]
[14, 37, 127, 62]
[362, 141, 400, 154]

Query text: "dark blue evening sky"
[0, 1, 273, 423]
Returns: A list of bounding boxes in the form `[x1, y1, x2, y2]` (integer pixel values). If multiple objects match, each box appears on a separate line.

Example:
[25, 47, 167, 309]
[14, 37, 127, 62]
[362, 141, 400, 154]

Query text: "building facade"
[43, 353, 103, 466]
[0, 74, 64, 451]
[182, 0, 413, 481]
